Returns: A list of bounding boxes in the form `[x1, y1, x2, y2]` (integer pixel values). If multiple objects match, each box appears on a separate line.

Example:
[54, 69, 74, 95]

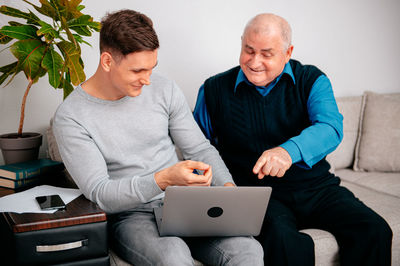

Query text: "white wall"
[1, 0, 399, 164]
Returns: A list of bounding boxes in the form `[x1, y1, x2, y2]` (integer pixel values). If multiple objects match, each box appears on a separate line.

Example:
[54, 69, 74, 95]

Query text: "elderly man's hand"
[253, 147, 292, 179]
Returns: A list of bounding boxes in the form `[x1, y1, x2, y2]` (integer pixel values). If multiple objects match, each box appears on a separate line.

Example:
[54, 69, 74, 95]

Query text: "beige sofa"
[305, 91, 400, 265]
[48, 91, 400, 266]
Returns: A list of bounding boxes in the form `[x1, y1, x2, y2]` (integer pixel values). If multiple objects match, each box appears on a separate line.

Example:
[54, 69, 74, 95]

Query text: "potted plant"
[0, 0, 100, 164]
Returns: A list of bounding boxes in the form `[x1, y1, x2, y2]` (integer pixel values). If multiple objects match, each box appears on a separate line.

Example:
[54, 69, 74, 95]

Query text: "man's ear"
[285, 45, 294, 63]
[100, 52, 113, 72]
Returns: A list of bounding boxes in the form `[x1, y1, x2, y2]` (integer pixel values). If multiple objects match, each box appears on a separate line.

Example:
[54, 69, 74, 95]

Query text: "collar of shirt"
[234, 62, 296, 96]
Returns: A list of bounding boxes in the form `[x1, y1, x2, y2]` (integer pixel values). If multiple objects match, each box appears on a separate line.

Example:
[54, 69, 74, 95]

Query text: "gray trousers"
[108, 199, 264, 266]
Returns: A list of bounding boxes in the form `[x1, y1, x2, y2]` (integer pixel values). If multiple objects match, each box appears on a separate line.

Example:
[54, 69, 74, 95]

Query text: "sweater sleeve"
[280, 75, 343, 168]
[167, 81, 234, 186]
[53, 109, 163, 214]
[193, 84, 215, 141]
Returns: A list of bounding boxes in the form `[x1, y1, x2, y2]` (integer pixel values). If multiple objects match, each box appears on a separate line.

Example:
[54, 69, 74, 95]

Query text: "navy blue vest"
[204, 59, 336, 190]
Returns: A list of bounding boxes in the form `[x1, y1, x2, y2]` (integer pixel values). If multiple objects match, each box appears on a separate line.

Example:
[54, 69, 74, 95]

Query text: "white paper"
[0, 185, 82, 214]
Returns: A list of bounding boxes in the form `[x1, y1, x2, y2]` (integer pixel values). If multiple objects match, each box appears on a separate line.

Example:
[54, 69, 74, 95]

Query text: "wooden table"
[2, 194, 106, 233]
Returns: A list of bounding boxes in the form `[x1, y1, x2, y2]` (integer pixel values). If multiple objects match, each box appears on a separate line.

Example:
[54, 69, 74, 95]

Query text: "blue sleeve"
[193, 84, 214, 141]
[280, 75, 343, 168]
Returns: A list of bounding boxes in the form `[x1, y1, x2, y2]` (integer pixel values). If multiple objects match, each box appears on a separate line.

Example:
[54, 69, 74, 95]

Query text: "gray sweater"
[53, 73, 233, 213]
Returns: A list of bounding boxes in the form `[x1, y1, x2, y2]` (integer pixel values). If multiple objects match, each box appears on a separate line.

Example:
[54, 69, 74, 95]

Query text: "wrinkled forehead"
[242, 26, 284, 49]
[244, 18, 281, 38]
[242, 15, 291, 50]
[244, 13, 283, 32]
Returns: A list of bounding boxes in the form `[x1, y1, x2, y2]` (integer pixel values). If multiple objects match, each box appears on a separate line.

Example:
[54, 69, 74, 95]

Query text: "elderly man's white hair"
[243, 13, 292, 50]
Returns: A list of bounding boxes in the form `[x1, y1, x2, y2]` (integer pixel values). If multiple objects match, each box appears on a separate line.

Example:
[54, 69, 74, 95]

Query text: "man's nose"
[248, 54, 262, 67]
[140, 73, 151, 85]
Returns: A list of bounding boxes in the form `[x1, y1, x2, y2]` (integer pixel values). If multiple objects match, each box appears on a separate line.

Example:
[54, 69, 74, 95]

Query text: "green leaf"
[8, 21, 24, 26]
[56, 41, 85, 85]
[23, 0, 57, 21]
[0, 5, 41, 25]
[0, 61, 18, 86]
[77, 5, 85, 12]
[72, 34, 91, 46]
[61, 16, 77, 47]
[27, 10, 41, 25]
[68, 15, 92, 36]
[58, 76, 74, 99]
[79, 56, 84, 69]
[48, 0, 64, 21]
[65, 69, 71, 83]
[0, 61, 18, 73]
[59, 0, 83, 20]
[0, 25, 40, 40]
[31, 66, 47, 83]
[88, 21, 101, 32]
[42, 48, 63, 88]
[0, 32, 13, 44]
[37, 21, 59, 43]
[0, 73, 10, 86]
[10, 39, 47, 81]
[0, 62, 22, 87]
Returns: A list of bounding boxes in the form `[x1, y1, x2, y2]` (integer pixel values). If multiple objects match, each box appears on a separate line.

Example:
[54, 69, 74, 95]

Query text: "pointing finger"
[253, 156, 267, 174]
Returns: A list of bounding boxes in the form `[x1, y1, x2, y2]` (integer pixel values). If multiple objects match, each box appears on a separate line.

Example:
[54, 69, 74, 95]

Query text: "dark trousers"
[256, 181, 393, 266]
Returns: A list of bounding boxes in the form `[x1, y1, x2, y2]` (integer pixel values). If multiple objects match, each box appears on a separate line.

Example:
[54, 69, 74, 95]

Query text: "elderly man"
[194, 13, 392, 266]
[53, 9, 263, 266]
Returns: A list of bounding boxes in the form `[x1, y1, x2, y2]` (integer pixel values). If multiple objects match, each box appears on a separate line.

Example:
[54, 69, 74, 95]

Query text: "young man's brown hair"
[100, 9, 159, 58]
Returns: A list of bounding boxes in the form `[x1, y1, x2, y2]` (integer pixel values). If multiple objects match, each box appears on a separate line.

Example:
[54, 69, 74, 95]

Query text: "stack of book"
[0, 159, 64, 190]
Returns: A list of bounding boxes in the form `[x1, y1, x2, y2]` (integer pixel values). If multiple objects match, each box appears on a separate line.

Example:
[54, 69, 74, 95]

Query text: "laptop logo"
[207, 207, 224, 218]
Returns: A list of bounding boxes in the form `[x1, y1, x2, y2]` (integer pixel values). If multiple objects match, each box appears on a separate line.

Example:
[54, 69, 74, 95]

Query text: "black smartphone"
[35, 194, 66, 210]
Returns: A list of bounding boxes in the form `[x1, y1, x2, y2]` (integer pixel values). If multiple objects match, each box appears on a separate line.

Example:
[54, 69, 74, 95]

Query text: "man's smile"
[247, 66, 266, 73]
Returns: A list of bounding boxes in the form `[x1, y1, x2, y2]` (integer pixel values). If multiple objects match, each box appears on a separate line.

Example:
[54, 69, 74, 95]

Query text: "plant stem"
[18, 78, 33, 136]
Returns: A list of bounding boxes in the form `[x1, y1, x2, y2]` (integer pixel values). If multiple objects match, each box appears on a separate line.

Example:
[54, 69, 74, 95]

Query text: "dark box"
[0, 195, 109, 265]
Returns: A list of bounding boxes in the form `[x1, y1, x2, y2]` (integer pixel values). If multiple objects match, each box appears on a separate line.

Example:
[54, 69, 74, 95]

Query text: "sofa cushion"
[340, 180, 400, 265]
[326, 96, 363, 170]
[354, 91, 400, 172]
[301, 174, 400, 266]
[46, 119, 78, 187]
[337, 169, 400, 198]
[46, 118, 63, 162]
[300, 229, 339, 266]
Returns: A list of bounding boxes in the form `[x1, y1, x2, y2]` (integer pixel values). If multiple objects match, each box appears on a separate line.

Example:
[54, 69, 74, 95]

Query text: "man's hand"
[253, 147, 292, 179]
[155, 160, 212, 190]
[223, 182, 236, 187]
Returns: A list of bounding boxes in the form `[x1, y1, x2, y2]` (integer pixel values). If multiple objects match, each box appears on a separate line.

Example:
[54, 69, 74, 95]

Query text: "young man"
[53, 9, 263, 266]
[194, 13, 392, 266]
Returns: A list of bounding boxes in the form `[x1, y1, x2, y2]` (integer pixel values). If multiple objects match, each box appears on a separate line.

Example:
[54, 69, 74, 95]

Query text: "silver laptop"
[154, 186, 272, 237]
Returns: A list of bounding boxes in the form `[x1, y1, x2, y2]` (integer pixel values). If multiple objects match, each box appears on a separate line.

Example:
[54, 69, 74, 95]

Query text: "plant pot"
[0, 132, 43, 165]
